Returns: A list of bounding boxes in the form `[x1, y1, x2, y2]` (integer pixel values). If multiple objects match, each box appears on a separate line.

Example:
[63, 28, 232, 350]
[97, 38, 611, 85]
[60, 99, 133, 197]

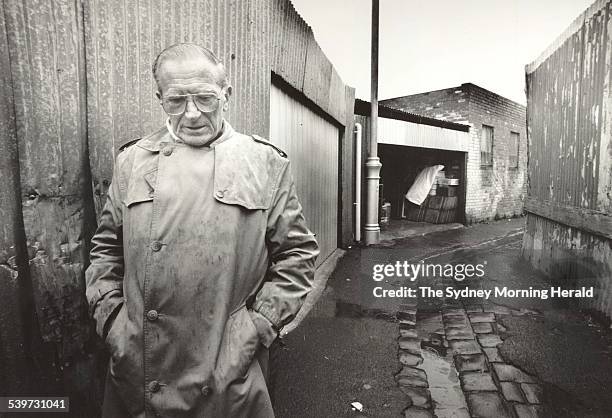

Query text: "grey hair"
[152, 43, 229, 90]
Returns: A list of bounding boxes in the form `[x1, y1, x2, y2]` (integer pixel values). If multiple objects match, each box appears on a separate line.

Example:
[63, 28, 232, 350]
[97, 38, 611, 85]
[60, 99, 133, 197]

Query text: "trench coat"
[85, 121, 319, 417]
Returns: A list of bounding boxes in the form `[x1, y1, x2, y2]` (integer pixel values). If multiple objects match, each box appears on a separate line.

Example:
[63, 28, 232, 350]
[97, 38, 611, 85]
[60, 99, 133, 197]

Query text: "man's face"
[156, 56, 231, 146]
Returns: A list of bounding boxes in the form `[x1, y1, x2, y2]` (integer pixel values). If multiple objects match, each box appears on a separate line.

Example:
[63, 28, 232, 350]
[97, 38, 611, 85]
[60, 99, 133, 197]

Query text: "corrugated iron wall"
[269, 0, 347, 125]
[1, 1, 98, 411]
[526, 7, 605, 210]
[523, 0, 612, 320]
[0, 4, 38, 394]
[268, 0, 355, 246]
[265, 0, 356, 256]
[270, 0, 308, 92]
[0, 0, 354, 411]
[270, 84, 339, 265]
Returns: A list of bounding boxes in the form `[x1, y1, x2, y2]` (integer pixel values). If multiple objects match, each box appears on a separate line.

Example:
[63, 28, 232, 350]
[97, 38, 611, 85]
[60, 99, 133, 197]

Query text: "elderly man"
[86, 43, 318, 417]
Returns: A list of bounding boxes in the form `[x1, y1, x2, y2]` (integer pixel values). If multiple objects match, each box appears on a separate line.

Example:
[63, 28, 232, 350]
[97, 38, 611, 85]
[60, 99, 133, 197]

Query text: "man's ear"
[222, 86, 232, 111]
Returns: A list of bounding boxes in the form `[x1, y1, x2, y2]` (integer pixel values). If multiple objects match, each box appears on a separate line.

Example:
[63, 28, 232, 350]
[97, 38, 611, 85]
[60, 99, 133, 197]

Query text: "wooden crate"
[404, 196, 458, 224]
[423, 196, 458, 224]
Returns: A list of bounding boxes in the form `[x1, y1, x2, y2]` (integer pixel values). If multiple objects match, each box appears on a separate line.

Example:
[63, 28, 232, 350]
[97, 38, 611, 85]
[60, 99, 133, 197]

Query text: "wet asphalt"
[272, 217, 612, 418]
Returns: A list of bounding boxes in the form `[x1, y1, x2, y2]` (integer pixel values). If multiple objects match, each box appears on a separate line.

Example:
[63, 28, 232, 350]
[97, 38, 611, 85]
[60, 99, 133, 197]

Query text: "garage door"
[269, 84, 339, 266]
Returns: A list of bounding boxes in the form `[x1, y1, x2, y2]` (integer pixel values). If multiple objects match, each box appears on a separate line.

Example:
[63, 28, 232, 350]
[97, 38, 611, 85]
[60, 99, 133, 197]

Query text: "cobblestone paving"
[396, 299, 544, 418]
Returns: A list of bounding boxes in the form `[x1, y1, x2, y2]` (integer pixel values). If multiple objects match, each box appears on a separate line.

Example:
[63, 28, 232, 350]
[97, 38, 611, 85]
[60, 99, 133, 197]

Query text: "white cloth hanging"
[405, 165, 445, 205]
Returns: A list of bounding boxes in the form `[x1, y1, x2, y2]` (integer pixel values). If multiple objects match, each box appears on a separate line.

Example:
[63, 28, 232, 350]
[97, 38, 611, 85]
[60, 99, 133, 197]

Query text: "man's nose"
[184, 97, 201, 119]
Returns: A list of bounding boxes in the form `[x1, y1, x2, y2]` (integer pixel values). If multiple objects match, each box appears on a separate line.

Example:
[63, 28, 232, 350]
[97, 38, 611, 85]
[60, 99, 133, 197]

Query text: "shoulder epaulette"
[118, 137, 141, 152]
[251, 135, 287, 158]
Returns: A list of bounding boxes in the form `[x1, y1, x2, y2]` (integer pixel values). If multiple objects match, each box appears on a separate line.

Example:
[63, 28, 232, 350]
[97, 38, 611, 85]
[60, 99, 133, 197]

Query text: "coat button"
[215, 190, 225, 198]
[201, 385, 212, 397]
[147, 310, 159, 321]
[148, 380, 161, 393]
[162, 146, 173, 156]
[151, 241, 162, 252]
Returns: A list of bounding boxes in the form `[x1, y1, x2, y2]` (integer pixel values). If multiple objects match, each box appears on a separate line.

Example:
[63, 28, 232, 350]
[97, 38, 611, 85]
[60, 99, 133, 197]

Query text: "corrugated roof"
[354, 98, 470, 132]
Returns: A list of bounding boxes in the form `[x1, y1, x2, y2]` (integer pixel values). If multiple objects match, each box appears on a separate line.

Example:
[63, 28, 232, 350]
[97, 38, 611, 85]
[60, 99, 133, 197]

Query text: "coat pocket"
[213, 306, 260, 389]
[106, 305, 145, 415]
[105, 303, 127, 361]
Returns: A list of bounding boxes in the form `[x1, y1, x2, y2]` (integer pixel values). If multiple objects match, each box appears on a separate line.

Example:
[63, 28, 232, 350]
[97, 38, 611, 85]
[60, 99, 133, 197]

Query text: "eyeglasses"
[160, 92, 224, 115]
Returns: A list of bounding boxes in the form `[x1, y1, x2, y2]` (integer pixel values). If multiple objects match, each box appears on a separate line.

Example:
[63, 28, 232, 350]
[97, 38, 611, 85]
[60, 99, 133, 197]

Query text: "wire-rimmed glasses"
[160, 92, 223, 116]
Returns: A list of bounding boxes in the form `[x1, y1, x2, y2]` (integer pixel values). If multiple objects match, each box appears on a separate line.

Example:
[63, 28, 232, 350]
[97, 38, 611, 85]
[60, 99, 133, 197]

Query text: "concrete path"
[272, 217, 612, 417]
[379, 220, 464, 243]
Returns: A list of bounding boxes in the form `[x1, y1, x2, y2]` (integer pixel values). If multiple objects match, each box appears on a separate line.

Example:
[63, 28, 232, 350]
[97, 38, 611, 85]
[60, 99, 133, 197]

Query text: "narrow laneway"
[274, 218, 612, 417]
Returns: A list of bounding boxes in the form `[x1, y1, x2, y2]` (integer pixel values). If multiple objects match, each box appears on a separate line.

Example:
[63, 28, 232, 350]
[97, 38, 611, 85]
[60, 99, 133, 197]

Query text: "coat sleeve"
[253, 160, 319, 344]
[85, 156, 126, 339]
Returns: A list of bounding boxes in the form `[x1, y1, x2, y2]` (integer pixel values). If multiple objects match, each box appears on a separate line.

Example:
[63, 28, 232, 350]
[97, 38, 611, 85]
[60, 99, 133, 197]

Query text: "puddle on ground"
[417, 312, 470, 417]
[420, 350, 470, 418]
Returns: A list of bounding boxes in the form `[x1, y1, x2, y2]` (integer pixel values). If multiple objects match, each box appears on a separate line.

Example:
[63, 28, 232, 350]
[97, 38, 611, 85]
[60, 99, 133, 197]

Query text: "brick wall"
[381, 83, 527, 223]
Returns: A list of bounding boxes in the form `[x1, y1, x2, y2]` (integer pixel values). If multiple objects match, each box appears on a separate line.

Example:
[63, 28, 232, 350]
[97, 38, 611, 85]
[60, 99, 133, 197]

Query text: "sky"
[290, 0, 594, 104]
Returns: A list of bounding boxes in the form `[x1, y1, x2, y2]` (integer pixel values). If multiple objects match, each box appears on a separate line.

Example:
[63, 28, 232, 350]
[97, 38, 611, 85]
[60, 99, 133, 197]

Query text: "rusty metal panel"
[525, 0, 612, 320]
[85, 0, 271, 210]
[270, 84, 339, 265]
[4, 0, 91, 353]
[0, 5, 22, 281]
[0, 5, 34, 393]
[526, 1, 611, 212]
[526, 36, 583, 207]
[2, 0, 102, 409]
[6, 0, 84, 197]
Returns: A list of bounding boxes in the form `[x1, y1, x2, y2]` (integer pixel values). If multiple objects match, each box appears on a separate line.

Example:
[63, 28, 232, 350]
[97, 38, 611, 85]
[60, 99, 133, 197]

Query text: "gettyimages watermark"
[372, 261, 486, 282]
[360, 249, 606, 303]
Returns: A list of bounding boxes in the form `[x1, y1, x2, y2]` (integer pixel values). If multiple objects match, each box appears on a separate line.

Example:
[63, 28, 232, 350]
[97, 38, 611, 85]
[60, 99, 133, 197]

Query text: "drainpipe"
[354, 123, 362, 242]
[364, 0, 382, 245]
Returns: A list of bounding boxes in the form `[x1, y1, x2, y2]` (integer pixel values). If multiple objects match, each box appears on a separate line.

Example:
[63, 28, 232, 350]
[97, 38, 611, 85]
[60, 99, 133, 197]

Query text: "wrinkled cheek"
[207, 114, 223, 133]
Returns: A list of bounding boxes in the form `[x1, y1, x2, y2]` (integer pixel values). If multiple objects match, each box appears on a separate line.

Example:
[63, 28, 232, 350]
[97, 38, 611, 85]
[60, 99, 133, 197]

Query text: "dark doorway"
[379, 144, 467, 224]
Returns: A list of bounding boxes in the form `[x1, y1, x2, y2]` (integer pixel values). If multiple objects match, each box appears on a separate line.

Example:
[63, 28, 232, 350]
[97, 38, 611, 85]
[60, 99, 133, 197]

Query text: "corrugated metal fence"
[0, 0, 355, 413]
[525, 1, 609, 213]
[523, 0, 612, 319]
[270, 83, 340, 265]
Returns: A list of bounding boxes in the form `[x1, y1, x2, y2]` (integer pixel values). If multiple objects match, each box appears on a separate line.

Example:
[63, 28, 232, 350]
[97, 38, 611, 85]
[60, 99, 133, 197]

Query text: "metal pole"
[354, 123, 362, 242]
[364, 0, 382, 245]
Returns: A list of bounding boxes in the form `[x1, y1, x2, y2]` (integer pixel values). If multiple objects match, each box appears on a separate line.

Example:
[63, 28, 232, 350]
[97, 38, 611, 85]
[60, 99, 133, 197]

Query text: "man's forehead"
[159, 55, 221, 78]
[156, 59, 226, 94]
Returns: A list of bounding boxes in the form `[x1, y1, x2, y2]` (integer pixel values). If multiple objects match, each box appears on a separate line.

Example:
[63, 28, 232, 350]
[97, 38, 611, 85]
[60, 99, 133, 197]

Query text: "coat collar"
[136, 120, 234, 152]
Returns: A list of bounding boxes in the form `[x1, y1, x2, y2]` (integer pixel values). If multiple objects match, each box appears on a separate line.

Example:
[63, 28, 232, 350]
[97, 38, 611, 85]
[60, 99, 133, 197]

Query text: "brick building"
[381, 83, 527, 223]
[354, 100, 471, 227]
